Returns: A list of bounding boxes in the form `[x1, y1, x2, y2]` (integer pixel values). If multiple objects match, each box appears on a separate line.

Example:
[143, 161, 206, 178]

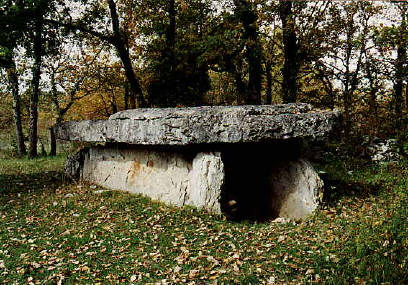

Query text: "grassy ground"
[0, 154, 407, 284]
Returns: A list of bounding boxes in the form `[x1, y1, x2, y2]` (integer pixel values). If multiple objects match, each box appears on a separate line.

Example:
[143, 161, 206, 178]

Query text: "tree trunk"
[7, 63, 26, 156]
[325, 80, 335, 110]
[366, 62, 378, 119]
[124, 83, 130, 110]
[343, 89, 352, 136]
[168, 0, 176, 50]
[234, 72, 247, 105]
[40, 140, 47, 156]
[265, 63, 272, 105]
[233, 0, 262, 105]
[166, 0, 177, 105]
[28, 17, 43, 158]
[49, 127, 56, 156]
[279, 0, 299, 103]
[114, 42, 145, 108]
[107, 0, 146, 108]
[50, 114, 68, 156]
[111, 90, 118, 114]
[342, 22, 364, 137]
[405, 84, 408, 111]
[129, 93, 136, 109]
[343, 53, 352, 137]
[49, 71, 62, 157]
[395, 5, 407, 131]
[394, 44, 406, 131]
[316, 66, 335, 110]
[343, 45, 352, 136]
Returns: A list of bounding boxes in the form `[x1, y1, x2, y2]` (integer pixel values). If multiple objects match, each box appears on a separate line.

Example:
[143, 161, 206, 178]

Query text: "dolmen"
[55, 103, 340, 221]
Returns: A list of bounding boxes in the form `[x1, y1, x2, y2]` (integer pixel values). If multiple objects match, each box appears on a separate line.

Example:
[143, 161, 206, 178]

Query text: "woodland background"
[1, 2, 408, 283]
[1, 0, 408, 157]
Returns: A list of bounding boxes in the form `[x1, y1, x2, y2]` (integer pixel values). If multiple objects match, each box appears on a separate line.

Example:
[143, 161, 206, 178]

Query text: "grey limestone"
[55, 104, 340, 146]
[58, 104, 341, 220]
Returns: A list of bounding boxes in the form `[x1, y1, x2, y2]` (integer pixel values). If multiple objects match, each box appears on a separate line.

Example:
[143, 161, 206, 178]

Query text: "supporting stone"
[67, 143, 323, 220]
[268, 159, 323, 220]
[186, 152, 224, 213]
[71, 146, 224, 213]
[220, 142, 323, 221]
[65, 148, 89, 181]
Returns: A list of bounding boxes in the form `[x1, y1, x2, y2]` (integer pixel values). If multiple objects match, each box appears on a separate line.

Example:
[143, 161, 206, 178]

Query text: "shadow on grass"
[0, 171, 66, 197]
[321, 173, 381, 207]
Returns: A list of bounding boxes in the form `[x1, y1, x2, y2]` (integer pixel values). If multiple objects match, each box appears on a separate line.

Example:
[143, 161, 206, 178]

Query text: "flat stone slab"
[55, 104, 340, 145]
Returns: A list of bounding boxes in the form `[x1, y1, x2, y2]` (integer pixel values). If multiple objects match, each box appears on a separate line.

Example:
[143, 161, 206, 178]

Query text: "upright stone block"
[268, 159, 324, 220]
[187, 152, 224, 213]
[75, 146, 224, 213]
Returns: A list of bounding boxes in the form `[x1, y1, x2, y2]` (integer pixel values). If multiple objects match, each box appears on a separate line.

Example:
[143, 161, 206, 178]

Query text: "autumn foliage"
[1, 1, 408, 155]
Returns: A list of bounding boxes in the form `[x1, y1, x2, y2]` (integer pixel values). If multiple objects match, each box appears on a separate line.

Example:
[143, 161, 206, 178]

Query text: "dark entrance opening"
[220, 140, 301, 222]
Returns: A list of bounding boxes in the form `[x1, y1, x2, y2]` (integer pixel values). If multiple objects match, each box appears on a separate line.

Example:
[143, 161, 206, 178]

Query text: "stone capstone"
[55, 104, 340, 146]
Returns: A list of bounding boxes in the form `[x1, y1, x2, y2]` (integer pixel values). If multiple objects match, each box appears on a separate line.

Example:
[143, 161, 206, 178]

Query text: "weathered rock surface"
[186, 152, 225, 213]
[367, 138, 400, 163]
[220, 144, 323, 221]
[78, 146, 224, 213]
[69, 145, 323, 219]
[268, 159, 324, 220]
[65, 148, 88, 180]
[59, 104, 339, 220]
[55, 104, 340, 145]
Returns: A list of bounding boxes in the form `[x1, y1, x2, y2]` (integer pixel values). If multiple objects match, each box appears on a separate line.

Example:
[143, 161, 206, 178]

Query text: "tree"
[392, 2, 407, 130]
[47, 0, 146, 108]
[233, 0, 263, 105]
[200, 0, 263, 105]
[260, 9, 281, 105]
[44, 42, 102, 156]
[0, 0, 29, 156]
[279, 0, 298, 103]
[4, 0, 59, 158]
[144, 0, 212, 107]
[106, 0, 146, 108]
[316, 2, 376, 135]
[4, 56, 26, 156]
[28, 2, 44, 158]
[202, 12, 247, 104]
